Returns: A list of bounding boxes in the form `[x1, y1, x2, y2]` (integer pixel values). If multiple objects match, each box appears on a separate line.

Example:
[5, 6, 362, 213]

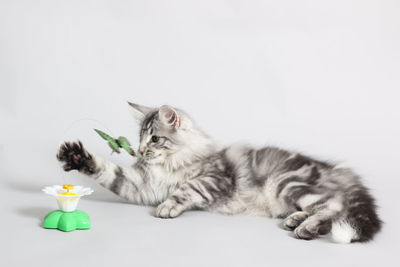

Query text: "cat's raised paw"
[155, 199, 185, 219]
[57, 141, 97, 175]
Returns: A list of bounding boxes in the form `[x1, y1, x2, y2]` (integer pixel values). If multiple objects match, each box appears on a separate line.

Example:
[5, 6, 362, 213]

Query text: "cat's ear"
[128, 102, 153, 121]
[158, 105, 181, 129]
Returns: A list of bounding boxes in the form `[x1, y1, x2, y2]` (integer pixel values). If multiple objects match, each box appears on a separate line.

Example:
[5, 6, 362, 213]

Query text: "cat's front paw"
[155, 199, 185, 219]
[57, 141, 98, 175]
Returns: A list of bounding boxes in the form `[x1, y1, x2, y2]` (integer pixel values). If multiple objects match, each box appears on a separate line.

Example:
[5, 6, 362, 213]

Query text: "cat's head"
[128, 102, 215, 169]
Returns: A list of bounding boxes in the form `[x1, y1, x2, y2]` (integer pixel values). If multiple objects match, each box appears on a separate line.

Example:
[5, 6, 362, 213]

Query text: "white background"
[1, 0, 399, 266]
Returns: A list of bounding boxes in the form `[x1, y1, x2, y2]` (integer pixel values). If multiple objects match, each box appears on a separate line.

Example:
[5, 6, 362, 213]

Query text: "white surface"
[1, 0, 399, 266]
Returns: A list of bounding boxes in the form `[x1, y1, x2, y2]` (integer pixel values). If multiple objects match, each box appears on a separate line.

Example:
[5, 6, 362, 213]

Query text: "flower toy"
[94, 129, 136, 156]
[42, 184, 93, 232]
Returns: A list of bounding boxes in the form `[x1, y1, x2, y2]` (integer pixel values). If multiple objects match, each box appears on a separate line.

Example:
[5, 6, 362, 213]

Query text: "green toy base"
[43, 210, 91, 232]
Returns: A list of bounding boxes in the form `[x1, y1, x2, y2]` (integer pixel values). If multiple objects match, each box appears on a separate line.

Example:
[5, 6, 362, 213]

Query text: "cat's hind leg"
[293, 196, 343, 240]
[282, 211, 309, 231]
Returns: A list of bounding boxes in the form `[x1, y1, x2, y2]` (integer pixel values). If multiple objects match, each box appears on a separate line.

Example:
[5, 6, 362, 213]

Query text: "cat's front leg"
[57, 141, 160, 205]
[154, 188, 198, 219]
[155, 198, 187, 218]
[155, 178, 215, 218]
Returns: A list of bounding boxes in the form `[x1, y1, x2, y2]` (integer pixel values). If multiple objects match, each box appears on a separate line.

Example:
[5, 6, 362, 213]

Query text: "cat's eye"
[151, 136, 160, 143]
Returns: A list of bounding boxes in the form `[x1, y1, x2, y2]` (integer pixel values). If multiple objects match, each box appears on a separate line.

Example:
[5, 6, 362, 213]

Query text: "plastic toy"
[42, 184, 93, 232]
[94, 129, 136, 156]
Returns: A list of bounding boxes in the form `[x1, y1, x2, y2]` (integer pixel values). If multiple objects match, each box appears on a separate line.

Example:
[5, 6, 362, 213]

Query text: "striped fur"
[57, 103, 382, 243]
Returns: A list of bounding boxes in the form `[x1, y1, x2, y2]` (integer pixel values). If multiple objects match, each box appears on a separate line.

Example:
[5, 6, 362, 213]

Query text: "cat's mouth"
[141, 151, 162, 161]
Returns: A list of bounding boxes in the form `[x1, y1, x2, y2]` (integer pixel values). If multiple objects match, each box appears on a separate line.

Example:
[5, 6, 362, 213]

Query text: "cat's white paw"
[155, 199, 184, 218]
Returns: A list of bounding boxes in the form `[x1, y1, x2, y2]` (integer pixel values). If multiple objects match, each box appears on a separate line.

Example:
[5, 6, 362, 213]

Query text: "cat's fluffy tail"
[332, 185, 382, 243]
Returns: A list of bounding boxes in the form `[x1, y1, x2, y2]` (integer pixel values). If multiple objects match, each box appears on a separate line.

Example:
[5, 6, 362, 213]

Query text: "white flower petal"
[42, 185, 93, 198]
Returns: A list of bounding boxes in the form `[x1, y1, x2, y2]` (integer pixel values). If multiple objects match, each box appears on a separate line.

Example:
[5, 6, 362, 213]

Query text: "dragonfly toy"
[94, 129, 136, 157]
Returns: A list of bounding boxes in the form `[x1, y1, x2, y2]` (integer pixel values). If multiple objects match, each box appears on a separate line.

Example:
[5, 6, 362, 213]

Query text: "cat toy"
[41, 121, 137, 232]
[42, 184, 93, 232]
[94, 129, 136, 156]
[41, 120, 135, 232]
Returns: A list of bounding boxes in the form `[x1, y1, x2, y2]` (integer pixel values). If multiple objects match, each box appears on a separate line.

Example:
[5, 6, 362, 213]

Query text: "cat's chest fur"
[141, 158, 207, 202]
[145, 163, 200, 195]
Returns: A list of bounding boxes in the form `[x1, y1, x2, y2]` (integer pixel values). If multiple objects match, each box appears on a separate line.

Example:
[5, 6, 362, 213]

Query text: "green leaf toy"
[94, 129, 136, 156]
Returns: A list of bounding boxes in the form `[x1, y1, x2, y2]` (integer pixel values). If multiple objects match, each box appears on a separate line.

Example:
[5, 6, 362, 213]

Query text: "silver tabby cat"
[57, 103, 381, 243]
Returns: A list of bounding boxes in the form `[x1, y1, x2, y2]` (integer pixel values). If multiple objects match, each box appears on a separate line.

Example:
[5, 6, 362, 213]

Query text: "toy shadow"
[85, 192, 129, 204]
[16, 207, 50, 226]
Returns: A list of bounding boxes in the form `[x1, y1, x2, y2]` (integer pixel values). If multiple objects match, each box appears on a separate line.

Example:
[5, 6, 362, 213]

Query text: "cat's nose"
[138, 144, 146, 156]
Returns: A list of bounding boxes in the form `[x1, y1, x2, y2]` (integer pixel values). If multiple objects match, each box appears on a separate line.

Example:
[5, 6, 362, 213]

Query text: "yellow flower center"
[62, 184, 75, 190]
[58, 184, 78, 196]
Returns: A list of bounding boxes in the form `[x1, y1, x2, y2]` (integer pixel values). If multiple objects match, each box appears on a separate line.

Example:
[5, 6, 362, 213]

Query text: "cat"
[57, 102, 382, 243]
